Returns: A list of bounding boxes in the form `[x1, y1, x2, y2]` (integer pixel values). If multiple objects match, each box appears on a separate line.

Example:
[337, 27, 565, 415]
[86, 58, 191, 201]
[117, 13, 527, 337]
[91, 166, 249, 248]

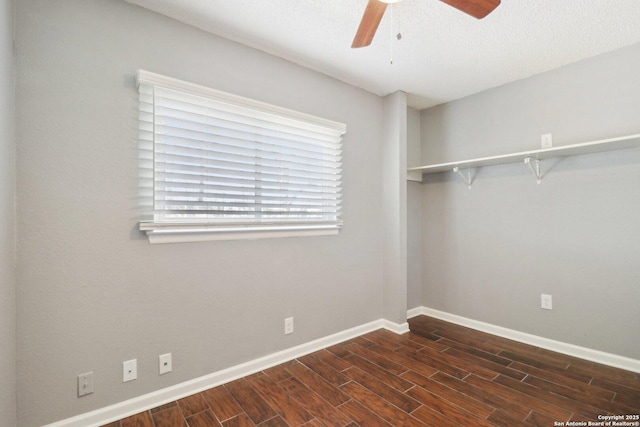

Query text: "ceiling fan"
[352, 0, 501, 48]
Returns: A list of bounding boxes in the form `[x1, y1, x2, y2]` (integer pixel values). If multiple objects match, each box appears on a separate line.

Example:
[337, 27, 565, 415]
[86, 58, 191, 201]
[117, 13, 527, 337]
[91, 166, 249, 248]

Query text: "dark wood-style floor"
[102, 315, 640, 427]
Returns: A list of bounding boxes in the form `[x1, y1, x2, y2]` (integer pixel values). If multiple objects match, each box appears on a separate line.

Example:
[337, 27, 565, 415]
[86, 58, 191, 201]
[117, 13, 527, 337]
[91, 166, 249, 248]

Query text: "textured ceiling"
[124, 0, 640, 109]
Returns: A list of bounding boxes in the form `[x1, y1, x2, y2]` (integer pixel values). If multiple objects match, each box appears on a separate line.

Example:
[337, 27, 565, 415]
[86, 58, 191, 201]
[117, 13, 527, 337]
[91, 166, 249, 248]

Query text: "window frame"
[136, 70, 346, 244]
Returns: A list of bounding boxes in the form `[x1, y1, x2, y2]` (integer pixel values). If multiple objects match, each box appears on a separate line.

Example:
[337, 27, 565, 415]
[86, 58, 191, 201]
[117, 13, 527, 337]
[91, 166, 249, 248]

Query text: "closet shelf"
[408, 134, 640, 179]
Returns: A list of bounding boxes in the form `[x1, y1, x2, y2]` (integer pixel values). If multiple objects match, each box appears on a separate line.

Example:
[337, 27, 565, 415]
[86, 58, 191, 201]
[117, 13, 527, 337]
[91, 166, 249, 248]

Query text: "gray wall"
[407, 107, 422, 310]
[407, 181, 422, 310]
[0, 0, 17, 425]
[382, 92, 408, 324]
[15, 0, 385, 425]
[420, 42, 640, 359]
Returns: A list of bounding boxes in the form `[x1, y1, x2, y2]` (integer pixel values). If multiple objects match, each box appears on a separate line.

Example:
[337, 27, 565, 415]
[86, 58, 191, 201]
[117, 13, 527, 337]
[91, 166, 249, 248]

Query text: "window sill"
[139, 222, 341, 244]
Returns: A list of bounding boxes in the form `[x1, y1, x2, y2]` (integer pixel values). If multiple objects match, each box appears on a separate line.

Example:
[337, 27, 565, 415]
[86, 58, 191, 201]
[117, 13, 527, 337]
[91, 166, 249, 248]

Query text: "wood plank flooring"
[102, 315, 640, 427]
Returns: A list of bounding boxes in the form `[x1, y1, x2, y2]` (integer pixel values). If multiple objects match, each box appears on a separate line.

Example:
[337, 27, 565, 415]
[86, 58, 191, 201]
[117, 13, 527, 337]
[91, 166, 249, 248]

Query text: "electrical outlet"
[77, 372, 94, 397]
[123, 359, 137, 382]
[159, 353, 172, 375]
[541, 294, 553, 310]
[284, 317, 294, 335]
[541, 133, 553, 149]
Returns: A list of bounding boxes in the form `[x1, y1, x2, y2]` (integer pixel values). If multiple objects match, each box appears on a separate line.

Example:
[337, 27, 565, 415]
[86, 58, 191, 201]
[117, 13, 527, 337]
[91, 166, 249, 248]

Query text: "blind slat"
[154, 156, 341, 183]
[154, 171, 341, 189]
[154, 102, 341, 149]
[154, 128, 342, 163]
[155, 141, 342, 174]
[155, 188, 341, 202]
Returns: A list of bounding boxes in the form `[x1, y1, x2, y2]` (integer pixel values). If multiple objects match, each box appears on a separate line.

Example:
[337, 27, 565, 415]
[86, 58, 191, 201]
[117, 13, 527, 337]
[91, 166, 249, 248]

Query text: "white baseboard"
[44, 317, 409, 427]
[410, 306, 640, 374]
[406, 306, 423, 320]
[381, 319, 410, 334]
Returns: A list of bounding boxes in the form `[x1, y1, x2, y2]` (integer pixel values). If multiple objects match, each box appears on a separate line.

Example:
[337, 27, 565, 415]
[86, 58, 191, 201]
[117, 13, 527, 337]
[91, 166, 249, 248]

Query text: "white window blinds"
[137, 70, 346, 242]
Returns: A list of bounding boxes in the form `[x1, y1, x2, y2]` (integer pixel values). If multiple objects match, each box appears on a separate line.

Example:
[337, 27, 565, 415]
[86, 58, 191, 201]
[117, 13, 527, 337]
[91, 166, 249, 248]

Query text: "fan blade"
[439, 0, 501, 19]
[352, 0, 388, 48]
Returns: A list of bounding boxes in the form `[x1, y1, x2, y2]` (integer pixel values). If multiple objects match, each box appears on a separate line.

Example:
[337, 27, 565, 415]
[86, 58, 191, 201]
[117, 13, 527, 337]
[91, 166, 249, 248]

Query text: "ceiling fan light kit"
[351, 0, 501, 48]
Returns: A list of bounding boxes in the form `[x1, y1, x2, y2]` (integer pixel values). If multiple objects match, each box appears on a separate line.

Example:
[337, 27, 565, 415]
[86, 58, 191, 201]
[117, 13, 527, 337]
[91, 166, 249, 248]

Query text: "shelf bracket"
[453, 166, 472, 189]
[524, 157, 542, 184]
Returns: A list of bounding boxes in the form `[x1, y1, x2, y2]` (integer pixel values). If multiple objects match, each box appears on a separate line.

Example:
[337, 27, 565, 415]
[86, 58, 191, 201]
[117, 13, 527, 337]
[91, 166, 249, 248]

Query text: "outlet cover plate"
[541, 133, 553, 149]
[78, 371, 94, 397]
[541, 294, 553, 310]
[123, 359, 137, 382]
[284, 317, 294, 335]
[159, 353, 172, 375]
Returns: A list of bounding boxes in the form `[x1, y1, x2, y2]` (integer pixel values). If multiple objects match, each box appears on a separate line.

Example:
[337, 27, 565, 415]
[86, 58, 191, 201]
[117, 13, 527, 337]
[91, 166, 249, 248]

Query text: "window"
[137, 70, 346, 243]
